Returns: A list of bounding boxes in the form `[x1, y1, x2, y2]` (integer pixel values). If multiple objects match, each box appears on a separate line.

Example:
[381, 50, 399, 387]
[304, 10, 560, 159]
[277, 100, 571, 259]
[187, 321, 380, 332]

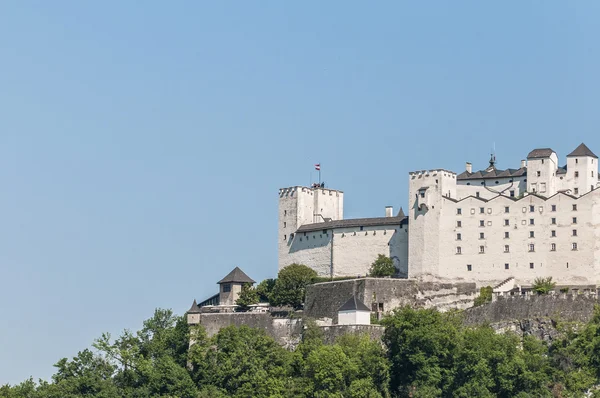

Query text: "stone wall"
[463, 294, 600, 326]
[319, 325, 385, 345]
[305, 278, 477, 322]
[198, 313, 303, 350]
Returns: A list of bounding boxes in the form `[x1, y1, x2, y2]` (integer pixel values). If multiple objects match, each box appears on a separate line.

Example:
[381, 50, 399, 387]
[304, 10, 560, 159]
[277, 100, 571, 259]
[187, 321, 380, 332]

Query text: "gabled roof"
[527, 148, 555, 159]
[338, 295, 371, 312]
[218, 267, 255, 284]
[296, 216, 407, 233]
[457, 167, 526, 181]
[187, 299, 201, 314]
[567, 143, 598, 159]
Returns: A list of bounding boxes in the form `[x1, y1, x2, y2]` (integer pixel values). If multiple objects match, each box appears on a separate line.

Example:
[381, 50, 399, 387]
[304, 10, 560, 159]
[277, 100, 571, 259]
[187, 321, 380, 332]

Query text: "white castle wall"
[456, 176, 526, 201]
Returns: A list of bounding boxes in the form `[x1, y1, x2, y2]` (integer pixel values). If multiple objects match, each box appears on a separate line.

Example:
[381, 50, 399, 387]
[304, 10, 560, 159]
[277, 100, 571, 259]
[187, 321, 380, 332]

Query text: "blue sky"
[1, 1, 600, 384]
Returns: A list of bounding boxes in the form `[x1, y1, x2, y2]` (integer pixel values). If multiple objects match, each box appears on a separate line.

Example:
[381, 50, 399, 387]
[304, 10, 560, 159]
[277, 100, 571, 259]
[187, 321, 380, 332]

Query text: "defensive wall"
[463, 293, 600, 326]
[304, 278, 477, 322]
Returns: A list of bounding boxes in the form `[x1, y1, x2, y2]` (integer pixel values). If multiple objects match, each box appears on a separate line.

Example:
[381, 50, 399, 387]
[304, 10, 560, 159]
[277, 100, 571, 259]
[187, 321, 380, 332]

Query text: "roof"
[527, 148, 555, 159]
[397, 207, 405, 218]
[296, 216, 407, 233]
[218, 267, 255, 284]
[557, 166, 567, 175]
[456, 167, 526, 181]
[567, 143, 598, 158]
[338, 295, 371, 312]
[187, 299, 201, 314]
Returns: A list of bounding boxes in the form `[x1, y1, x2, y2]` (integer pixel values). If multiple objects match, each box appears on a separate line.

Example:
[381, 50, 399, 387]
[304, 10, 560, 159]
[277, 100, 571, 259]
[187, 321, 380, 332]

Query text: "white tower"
[566, 143, 598, 196]
[278, 186, 344, 271]
[526, 148, 559, 196]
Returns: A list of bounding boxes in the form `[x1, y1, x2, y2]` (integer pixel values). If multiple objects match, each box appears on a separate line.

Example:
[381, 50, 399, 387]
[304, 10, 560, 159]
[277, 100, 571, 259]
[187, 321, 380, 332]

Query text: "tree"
[256, 278, 276, 303]
[236, 283, 260, 311]
[533, 277, 556, 295]
[368, 255, 396, 278]
[473, 286, 493, 306]
[270, 264, 318, 309]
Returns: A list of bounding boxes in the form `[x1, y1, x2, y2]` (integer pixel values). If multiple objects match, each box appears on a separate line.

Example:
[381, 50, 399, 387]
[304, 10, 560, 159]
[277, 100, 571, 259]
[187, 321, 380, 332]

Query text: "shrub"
[368, 255, 396, 277]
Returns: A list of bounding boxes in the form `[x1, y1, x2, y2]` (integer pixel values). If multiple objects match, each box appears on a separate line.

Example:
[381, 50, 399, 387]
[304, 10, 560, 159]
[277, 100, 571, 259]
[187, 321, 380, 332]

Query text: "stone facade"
[304, 278, 477, 323]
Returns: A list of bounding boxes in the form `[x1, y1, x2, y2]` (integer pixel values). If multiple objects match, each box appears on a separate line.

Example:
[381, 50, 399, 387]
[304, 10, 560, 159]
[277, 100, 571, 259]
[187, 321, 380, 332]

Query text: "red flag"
[315, 164, 321, 171]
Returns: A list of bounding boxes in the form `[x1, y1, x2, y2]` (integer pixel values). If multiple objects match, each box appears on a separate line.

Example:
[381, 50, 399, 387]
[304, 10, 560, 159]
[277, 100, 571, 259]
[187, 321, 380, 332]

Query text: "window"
[529, 219, 535, 225]
[530, 205, 535, 212]
[572, 243, 578, 251]
[573, 204, 577, 211]
[283, 222, 287, 228]
[576, 159, 579, 164]
[456, 233, 462, 240]
[530, 262, 534, 269]
[537, 171, 541, 177]
[551, 230, 556, 237]
[476, 191, 480, 197]
[504, 219, 510, 226]
[479, 207, 485, 214]
[573, 217, 577, 224]
[456, 247, 462, 254]
[551, 243, 556, 251]
[284, 210, 287, 216]
[575, 171, 579, 178]
[456, 221, 462, 228]
[529, 243, 535, 252]
[593, 171, 595, 177]
[504, 231, 510, 239]
[551, 205, 556, 212]
[575, 188, 579, 195]
[283, 234, 287, 241]
[572, 229, 578, 236]
[505, 263, 510, 270]
[420, 192, 425, 198]
[222, 283, 231, 293]
[504, 245, 510, 253]
[480, 232, 485, 239]
[480, 220, 485, 227]
[505, 206, 510, 213]
[551, 217, 556, 225]
[529, 231, 535, 238]
[457, 208, 462, 215]
[479, 246, 485, 254]
[510, 190, 515, 197]
[360, 226, 364, 231]
[531, 183, 537, 192]
[467, 264, 472, 271]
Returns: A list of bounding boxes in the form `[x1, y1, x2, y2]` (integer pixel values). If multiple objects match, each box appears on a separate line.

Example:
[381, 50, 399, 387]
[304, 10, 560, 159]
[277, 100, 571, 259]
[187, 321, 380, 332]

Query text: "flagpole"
[319, 162, 321, 185]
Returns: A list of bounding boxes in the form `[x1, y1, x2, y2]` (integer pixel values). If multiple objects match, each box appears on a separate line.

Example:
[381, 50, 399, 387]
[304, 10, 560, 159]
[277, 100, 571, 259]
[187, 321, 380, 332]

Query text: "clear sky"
[1, 1, 600, 384]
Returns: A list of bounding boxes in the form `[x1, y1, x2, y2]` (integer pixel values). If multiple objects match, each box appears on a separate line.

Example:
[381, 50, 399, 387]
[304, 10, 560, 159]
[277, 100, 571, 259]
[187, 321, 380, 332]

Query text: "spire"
[187, 299, 201, 314]
[567, 143, 598, 159]
[488, 152, 496, 169]
[397, 207, 406, 218]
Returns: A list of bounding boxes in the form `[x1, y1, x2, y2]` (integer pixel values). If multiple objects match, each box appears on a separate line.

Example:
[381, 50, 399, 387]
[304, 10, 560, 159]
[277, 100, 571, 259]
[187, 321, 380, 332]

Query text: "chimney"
[521, 159, 527, 168]
[385, 206, 393, 217]
[466, 162, 472, 173]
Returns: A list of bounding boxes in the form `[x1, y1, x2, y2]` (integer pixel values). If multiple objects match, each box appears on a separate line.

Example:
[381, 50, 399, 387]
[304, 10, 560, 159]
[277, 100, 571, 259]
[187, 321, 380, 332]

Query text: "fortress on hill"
[279, 143, 600, 287]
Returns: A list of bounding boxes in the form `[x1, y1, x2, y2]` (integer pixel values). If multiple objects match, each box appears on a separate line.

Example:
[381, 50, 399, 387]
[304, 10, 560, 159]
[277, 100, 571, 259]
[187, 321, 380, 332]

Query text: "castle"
[279, 143, 600, 287]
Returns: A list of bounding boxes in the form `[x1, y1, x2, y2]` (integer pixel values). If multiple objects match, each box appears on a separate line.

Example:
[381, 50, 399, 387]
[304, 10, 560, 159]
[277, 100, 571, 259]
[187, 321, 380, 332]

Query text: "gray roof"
[527, 148, 555, 159]
[557, 166, 567, 175]
[397, 207, 405, 218]
[457, 167, 526, 181]
[296, 216, 407, 233]
[338, 295, 371, 312]
[218, 267, 255, 284]
[567, 143, 598, 158]
[187, 299, 201, 314]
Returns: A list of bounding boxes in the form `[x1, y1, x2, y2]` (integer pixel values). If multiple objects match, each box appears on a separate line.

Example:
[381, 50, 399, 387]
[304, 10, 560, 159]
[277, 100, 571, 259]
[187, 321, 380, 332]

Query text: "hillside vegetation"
[4, 306, 600, 397]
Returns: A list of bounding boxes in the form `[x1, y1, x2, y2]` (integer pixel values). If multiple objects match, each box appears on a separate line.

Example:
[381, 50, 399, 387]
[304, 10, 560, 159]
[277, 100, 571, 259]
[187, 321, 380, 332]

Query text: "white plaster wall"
[436, 191, 600, 286]
[283, 231, 332, 276]
[338, 310, 370, 325]
[456, 176, 526, 201]
[332, 225, 404, 277]
[566, 156, 598, 196]
[390, 225, 409, 277]
[313, 188, 344, 223]
[527, 153, 559, 196]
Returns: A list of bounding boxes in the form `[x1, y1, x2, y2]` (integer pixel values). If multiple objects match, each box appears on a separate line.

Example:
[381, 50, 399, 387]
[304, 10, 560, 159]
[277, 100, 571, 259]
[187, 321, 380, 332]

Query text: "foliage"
[473, 286, 493, 307]
[12, 306, 600, 397]
[235, 283, 260, 311]
[270, 264, 318, 309]
[255, 278, 276, 303]
[560, 287, 569, 294]
[533, 277, 557, 295]
[368, 254, 396, 278]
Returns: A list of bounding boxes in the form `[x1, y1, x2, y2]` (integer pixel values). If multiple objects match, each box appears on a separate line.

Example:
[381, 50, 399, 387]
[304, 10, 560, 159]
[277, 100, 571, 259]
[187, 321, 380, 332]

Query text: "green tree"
[270, 264, 318, 309]
[533, 277, 556, 295]
[368, 255, 396, 278]
[256, 278, 276, 303]
[235, 283, 260, 311]
[473, 286, 493, 306]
